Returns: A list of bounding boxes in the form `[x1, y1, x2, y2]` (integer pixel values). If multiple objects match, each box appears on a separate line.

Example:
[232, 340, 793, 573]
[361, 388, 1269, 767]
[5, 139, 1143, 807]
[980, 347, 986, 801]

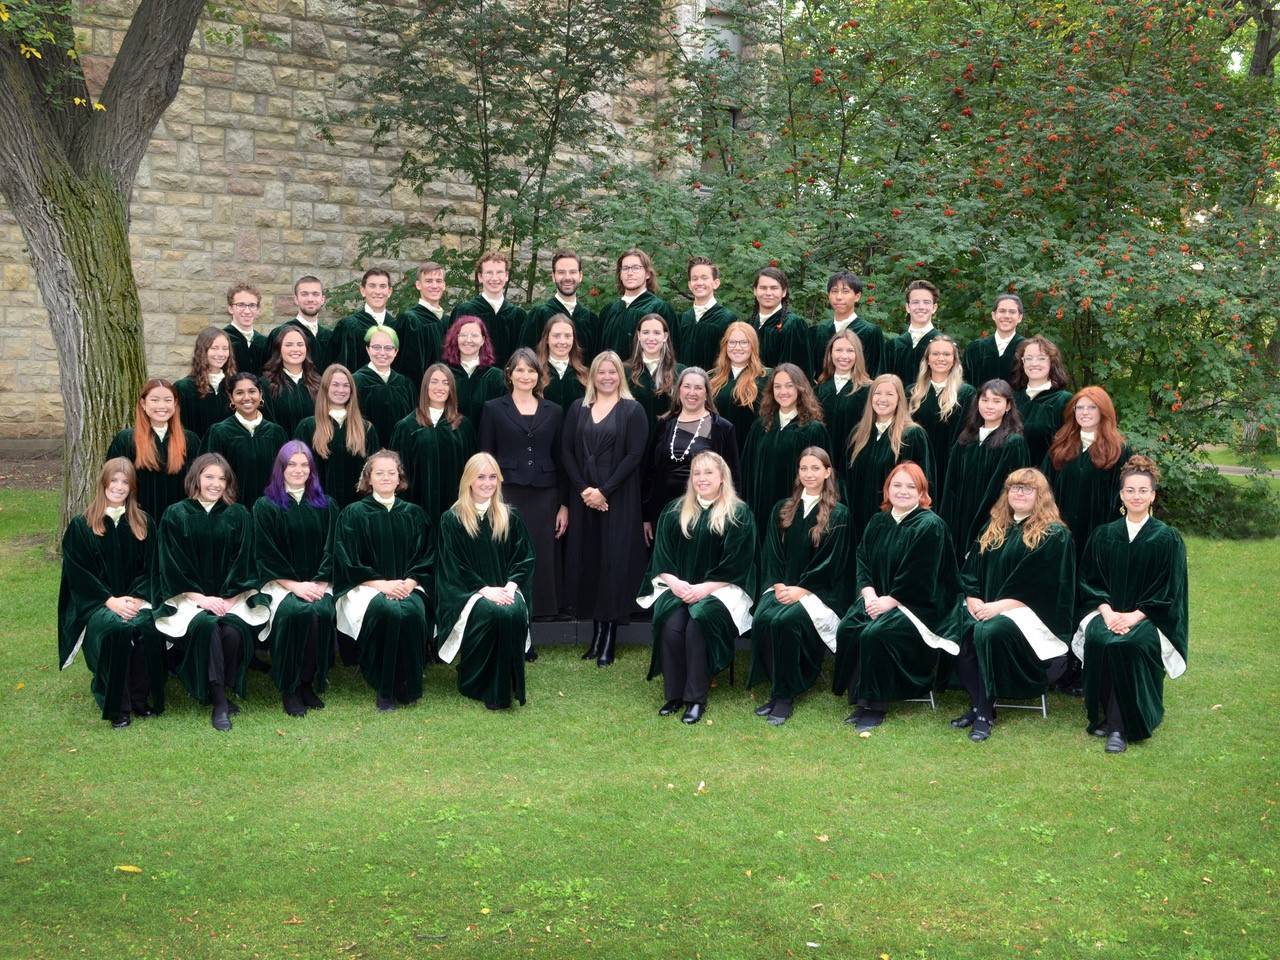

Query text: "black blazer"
[479, 394, 567, 500]
[642, 413, 740, 523]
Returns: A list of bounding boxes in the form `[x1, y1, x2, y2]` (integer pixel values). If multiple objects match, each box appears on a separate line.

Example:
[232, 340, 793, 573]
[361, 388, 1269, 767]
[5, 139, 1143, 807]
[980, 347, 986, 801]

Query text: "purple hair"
[442, 315, 496, 368]
[264, 440, 329, 508]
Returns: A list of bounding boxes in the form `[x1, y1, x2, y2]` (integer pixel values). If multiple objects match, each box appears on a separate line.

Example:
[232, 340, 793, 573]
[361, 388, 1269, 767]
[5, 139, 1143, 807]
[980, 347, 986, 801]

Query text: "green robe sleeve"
[961, 522, 1076, 639]
[57, 516, 155, 667]
[702, 503, 758, 596]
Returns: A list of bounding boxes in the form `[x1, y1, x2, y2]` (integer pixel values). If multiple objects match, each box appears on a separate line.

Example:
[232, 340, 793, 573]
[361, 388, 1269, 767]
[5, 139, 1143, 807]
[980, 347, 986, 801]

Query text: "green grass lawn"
[2, 490, 1277, 959]
[1202, 447, 1280, 473]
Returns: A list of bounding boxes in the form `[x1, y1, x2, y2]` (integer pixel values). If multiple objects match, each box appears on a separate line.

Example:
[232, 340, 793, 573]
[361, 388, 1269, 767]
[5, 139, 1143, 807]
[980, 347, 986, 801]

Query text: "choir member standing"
[260, 327, 320, 436]
[1011, 334, 1072, 467]
[1074, 456, 1188, 754]
[748, 266, 812, 375]
[332, 268, 397, 373]
[810, 271, 884, 377]
[537, 314, 589, 412]
[293, 365, 380, 509]
[675, 256, 738, 371]
[434, 454, 537, 709]
[814, 328, 872, 456]
[449, 251, 526, 366]
[561, 351, 650, 666]
[597, 248, 679, 360]
[174, 326, 235, 439]
[748, 449, 854, 725]
[352, 326, 416, 446]
[223, 282, 268, 377]
[200, 372, 288, 506]
[390, 363, 478, 529]
[267, 275, 333, 370]
[395, 261, 449, 388]
[107, 378, 199, 521]
[709, 321, 771, 455]
[908, 334, 975, 500]
[444, 315, 506, 429]
[885, 279, 942, 387]
[638, 451, 757, 725]
[58, 459, 166, 728]
[519, 249, 599, 357]
[963, 292, 1026, 387]
[625, 312, 684, 436]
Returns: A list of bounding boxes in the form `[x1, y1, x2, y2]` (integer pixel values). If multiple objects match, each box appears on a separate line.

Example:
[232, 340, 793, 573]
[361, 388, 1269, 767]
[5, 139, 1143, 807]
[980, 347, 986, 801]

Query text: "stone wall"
[0, 0, 681, 452]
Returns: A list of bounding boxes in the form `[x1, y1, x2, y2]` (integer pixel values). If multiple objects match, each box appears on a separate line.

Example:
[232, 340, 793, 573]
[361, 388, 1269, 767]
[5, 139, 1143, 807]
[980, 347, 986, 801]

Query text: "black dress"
[642, 414, 740, 525]
[561, 398, 649, 621]
[479, 395, 568, 618]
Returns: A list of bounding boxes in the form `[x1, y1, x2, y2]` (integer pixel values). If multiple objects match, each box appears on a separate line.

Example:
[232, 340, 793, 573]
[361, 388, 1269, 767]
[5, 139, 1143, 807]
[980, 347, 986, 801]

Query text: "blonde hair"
[817, 328, 871, 388]
[848, 374, 916, 463]
[452, 452, 510, 540]
[312, 365, 370, 457]
[909, 334, 966, 421]
[677, 451, 744, 537]
[583, 351, 635, 404]
[85, 458, 149, 540]
[977, 468, 1064, 553]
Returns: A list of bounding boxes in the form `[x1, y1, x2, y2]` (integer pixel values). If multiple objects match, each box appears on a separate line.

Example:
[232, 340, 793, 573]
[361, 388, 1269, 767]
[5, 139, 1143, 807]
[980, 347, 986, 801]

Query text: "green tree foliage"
[575, 0, 1278, 532]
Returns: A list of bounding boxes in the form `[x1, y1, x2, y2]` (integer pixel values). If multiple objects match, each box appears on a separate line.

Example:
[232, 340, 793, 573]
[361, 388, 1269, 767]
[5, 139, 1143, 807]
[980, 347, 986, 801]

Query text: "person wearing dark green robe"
[676, 258, 737, 370]
[354, 361, 416, 449]
[331, 269, 398, 372]
[58, 460, 166, 726]
[951, 472, 1076, 741]
[175, 326, 236, 439]
[938, 381, 1031, 558]
[449, 362, 505, 429]
[626, 314, 684, 438]
[261, 375, 317, 440]
[434, 460, 536, 709]
[519, 252, 598, 356]
[253, 442, 340, 717]
[223, 323, 268, 378]
[395, 263, 449, 384]
[598, 290, 680, 362]
[713, 370, 771, 456]
[740, 365, 831, 537]
[1016, 387, 1071, 467]
[267, 274, 333, 369]
[544, 361, 587, 412]
[260, 326, 320, 437]
[908, 336, 975, 501]
[293, 364, 379, 509]
[334, 455, 435, 710]
[833, 467, 960, 732]
[751, 307, 812, 377]
[390, 366, 478, 528]
[153, 454, 269, 730]
[106, 379, 200, 522]
[200, 373, 289, 506]
[810, 271, 884, 377]
[1073, 457, 1188, 752]
[962, 293, 1025, 387]
[814, 325, 874, 456]
[638, 454, 757, 724]
[748, 455, 853, 724]
[1010, 334, 1072, 466]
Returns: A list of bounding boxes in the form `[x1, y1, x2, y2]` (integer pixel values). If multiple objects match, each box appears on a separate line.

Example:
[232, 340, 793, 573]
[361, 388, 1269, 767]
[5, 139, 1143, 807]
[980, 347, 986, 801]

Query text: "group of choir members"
[57, 252, 1189, 754]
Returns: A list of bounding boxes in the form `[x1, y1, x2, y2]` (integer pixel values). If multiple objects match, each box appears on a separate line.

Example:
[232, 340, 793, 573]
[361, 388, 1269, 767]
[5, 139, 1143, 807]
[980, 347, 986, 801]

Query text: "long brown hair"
[131, 379, 187, 474]
[848, 374, 916, 463]
[777, 447, 839, 546]
[627, 313, 679, 396]
[1010, 335, 1070, 391]
[261, 326, 320, 399]
[614, 248, 659, 295]
[1048, 385, 1126, 470]
[758, 363, 823, 432]
[536, 315, 588, 386]
[816, 328, 871, 388]
[187, 326, 237, 398]
[709, 321, 767, 407]
[978, 467, 1063, 552]
[311, 365, 370, 458]
[417, 362, 465, 428]
[85, 458, 149, 539]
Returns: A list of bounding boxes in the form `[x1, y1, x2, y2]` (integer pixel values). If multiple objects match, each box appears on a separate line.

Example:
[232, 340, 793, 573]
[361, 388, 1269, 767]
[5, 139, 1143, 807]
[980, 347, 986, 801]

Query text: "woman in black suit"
[480, 348, 568, 643]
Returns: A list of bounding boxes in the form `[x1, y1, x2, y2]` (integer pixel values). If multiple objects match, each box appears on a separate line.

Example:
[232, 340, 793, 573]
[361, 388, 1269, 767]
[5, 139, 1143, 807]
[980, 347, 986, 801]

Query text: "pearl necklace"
[670, 413, 708, 462]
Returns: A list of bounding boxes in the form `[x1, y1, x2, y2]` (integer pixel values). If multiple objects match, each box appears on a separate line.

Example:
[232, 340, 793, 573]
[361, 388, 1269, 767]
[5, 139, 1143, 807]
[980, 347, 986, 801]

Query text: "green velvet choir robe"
[810, 316, 886, 378]
[173, 376, 231, 439]
[394, 303, 446, 388]
[1015, 388, 1071, 467]
[449, 364, 506, 429]
[201, 416, 289, 505]
[741, 416, 832, 535]
[748, 500, 855, 700]
[252, 495, 340, 695]
[640, 500, 758, 685]
[334, 497, 435, 703]
[628, 363, 685, 437]
[544, 364, 587, 412]
[815, 378, 869, 457]
[832, 507, 960, 702]
[106, 426, 200, 521]
[449, 295, 526, 367]
[938, 432, 1032, 558]
[519, 296, 599, 358]
[885, 328, 940, 388]
[597, 291, 679, 361]
[267, 319, 334, 371]
[331, 309, 395, 374]
[963, 334, 1024, 387]
[223, 324, 269, 377]
[293, 416, 380, 508]
[911, 381, 976, 501]
[1042, 444, 1131, 565]
[434, 507, 536, 708]
[154, 500, 267, 702]
[352, 365, 416, 449]
[262, 376, 317, 437]
[58, 514, 165, 718]
[839, 425, 935, 535]
[751, 308, 813, 376]
[389, 413, 477, 526]
[1074, 517, 1189, 741]
[713, 373, 771, 455]
[675, 302, 737, 372]
[958, 521, 1076, 701]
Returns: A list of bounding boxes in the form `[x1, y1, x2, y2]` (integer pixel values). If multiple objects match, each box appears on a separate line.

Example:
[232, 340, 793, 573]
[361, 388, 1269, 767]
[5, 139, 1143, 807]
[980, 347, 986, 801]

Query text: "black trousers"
[953, 637, 993, 716]
[660, 607, 710, 705]
[208, 624, 244, 702]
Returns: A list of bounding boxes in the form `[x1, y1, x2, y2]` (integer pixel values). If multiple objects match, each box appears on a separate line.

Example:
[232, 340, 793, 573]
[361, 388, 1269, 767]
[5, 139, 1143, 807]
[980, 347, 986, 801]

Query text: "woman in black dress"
[480, 348, 567, 639]
[643, 366, 740, 543]
[561, 350, 650, 666]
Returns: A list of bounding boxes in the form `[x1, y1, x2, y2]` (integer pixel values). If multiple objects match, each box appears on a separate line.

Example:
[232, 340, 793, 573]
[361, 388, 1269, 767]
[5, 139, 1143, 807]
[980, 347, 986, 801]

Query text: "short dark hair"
[827, 270, 863, 294]
[687, 255, 719, 280]
[905, 279, 940, 303]
[361, 268, 392, 286]
[993, 292, 1024, 314]
[551, 249, 581, 272]
[293, 275, 323, 295]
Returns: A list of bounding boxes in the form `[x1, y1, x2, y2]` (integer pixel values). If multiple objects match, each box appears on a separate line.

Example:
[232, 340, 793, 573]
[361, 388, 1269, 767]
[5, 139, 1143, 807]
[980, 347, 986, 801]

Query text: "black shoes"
[582, 621, 603, 660]
[300, 684, 325, 710]
[658, 699, 682, 716]
[226, 700, 241, 717]
[596, 622, 617, 667]
[375, 695, 397, 712]
[969, 715, 993, 742]
[283, 693, 306, 717]
[681, 702, 705, 725]
[111, 714, 131, 729]
[211, 706, 232, 731]
[950, 708, 978, 729]
[767, 699, 794, 727]
[854, 709, 885, 733]
[525, 646, 539, 663]
[754, 699, 776, 717]
[1105, 731, 1127, 753]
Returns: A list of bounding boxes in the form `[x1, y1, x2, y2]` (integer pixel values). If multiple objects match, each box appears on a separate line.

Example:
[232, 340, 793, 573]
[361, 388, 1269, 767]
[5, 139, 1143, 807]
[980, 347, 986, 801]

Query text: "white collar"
[549, 357, 569, 376]
[875, 419, 891, 436]
[231, 324, 255, 343]
[373, 492, 396, 509]
[994, 331, 1015, 353]
[234, 411, 263, 433]
[978, 425, 995, 442]
[1125, 514, 1150, 541]
[890, 507, 912, 523]
[428, 406, 444, 424]
[1013, 511, 1030, 523]
[930, 379, 948, 393]
[1024, 383, 1051, 397]
[418, 299, 443, 317]
[555, 293, 577, 312]
[643, 356, 660, 376]
[105, 505, 126, 523]
[294, 315, 319, 334]
[367, 363, 392, 382]
[800, 491, 820, 516]
[621, 291, 642, 306]
[696, 496, 715, 509]
[757, 305, 781, 325]
[329, 407, 348, 426]
[286, 486, 305, 502]
[151, 422, 169, 441]
[730, 364, 745, 379]
[908, 324, 934, 346]
[285, 368, 304, 384]
[1080, 429, 1096, 451]
[481, 291, 505, 313]
[208, 371, 225, 391]
[364, 305, 387, 324]
[692, 297, 717, 320]
[460, 357, 479, 375]
[778, 408, 797, 429]
[475, 498, 491, 517]
[832, 313, 856, 332]
[833, 373, 851, 392]
[197, 499, 218, 512]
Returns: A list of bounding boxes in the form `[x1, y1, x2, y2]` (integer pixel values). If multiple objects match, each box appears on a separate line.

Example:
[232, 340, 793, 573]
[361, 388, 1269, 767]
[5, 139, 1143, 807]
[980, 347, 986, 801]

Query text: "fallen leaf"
[14, 683, 24, 691]
[859, 730, 872, 739]
[15, 856, 32, 865]
[282, 917, 303, 925]
[695, 781, 707, 795]
[744, 869, 752, 877]
[480, 908, 491, 915]
[1202, 876, 1212, 884]
[114, 864, 143, 874]
[276, 729, 286, 736]
[1211, 704, 1222, 710]
[815, 834, 829, 843]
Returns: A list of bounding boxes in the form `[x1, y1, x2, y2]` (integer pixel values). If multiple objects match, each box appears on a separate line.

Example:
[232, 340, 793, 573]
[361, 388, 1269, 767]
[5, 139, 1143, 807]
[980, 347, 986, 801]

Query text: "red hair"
[1048, 385, 1125, 470]
[132, 378, 187, 474]
[442, 315, 496, 367]
[880, 460, 932, 510]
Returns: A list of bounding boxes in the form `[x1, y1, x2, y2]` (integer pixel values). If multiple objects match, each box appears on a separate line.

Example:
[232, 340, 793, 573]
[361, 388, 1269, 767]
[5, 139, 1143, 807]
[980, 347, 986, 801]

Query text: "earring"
[1119, 504, 1126, 516]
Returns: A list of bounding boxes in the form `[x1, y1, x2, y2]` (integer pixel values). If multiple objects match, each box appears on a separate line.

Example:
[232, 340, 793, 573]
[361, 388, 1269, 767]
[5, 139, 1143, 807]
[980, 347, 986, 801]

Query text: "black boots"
[596, 621, 617, 667]
[582, 621, 604, 660]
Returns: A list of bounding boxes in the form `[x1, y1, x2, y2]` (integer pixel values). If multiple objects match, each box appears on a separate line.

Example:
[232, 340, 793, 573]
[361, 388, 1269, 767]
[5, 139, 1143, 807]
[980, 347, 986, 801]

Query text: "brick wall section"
[0, 0, 679, 452]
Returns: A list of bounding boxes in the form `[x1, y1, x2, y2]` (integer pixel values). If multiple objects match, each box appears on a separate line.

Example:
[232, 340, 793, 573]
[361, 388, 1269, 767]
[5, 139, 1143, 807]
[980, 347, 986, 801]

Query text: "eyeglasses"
[726, 339, 750, 347]
[1008, 484, 1035, 494]
[231, 302, 259, 310]
[368, 344, 397, 352]
[619, 265, 646, 273]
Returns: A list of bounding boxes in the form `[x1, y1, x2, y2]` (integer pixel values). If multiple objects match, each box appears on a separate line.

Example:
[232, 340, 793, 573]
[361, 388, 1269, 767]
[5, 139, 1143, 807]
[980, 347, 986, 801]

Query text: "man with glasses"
[449, 251, 526, 367]
[224, 283, 269, 376]
[597, 248, 678, 360]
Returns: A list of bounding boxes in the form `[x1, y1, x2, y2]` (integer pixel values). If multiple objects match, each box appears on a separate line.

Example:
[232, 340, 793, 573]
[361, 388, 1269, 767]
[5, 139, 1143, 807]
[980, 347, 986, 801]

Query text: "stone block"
[293, 21, 328, 57]
[228, 180, 266, 196]
[314, 204, 341, 224]
[3, 264, 29, 290]
[225, 128, 255, 162]
[238, 63, 276, 94]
